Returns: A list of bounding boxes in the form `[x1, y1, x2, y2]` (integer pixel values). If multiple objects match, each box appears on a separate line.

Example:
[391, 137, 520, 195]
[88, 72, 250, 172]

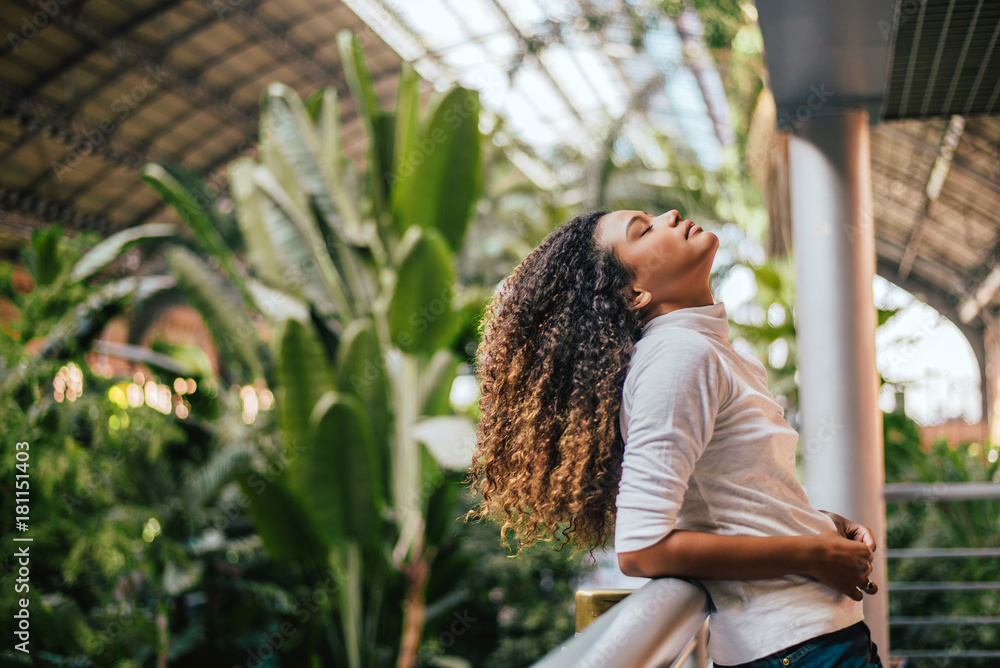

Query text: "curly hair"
[464, 210, 646, 558]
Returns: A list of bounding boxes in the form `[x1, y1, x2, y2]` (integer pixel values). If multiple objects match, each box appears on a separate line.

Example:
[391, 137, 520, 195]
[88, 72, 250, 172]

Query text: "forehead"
[597, 210, 643, 247]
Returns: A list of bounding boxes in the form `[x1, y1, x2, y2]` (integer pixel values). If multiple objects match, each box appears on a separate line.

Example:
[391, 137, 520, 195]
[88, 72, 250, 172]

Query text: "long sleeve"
[614, 332, 728, 554]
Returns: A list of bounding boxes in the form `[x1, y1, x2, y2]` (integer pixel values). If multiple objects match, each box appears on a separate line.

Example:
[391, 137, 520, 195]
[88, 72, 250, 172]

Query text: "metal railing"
[883, 482, 1000, 663]
[529, 578, 709, 668]
[532, 482, 999, 666]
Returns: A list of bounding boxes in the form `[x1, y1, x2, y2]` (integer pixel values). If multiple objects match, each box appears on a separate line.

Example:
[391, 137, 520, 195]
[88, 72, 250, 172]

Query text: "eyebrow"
[624, 212, 649, 239]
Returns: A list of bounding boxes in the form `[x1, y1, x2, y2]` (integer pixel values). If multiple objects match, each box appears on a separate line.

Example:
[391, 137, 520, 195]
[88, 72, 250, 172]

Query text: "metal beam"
[896, 115, 965, 281]
[675, 6, 734, 147]
[20, 0, 189, 96]
[0, 188, 117, 234]
[219, 6, 353, 96]
[0, 81, 165, 173]
[487, 0, 590, 128]
[0, 0, 266, 168]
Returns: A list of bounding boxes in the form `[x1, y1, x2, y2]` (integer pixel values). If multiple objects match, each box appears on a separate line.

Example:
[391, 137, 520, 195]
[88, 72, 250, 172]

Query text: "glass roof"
[341, 0, 733, 182]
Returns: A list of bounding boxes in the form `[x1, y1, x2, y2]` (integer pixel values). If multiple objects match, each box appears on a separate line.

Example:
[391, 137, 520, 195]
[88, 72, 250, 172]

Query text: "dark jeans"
[712, 621, 883, 667]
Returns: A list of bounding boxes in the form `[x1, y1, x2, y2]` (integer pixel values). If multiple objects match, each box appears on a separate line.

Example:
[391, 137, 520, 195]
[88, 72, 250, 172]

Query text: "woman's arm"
[618, 528, 875, 601]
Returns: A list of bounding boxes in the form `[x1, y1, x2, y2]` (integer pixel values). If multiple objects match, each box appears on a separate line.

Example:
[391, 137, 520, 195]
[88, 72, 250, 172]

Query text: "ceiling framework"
[882, 0, 1000, 121]
[0, 0, 406, 251]
[755, 0, 1000, 349]
[874, 0, 1000, 336]
[0, 0, 735, 256]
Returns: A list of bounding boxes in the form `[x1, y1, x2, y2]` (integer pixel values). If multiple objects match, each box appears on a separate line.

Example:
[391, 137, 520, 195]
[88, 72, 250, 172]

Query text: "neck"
[641, 288, 715, 325]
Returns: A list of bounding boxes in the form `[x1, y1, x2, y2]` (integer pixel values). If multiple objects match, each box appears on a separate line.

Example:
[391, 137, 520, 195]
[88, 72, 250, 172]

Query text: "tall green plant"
[143, 30, 490, 668]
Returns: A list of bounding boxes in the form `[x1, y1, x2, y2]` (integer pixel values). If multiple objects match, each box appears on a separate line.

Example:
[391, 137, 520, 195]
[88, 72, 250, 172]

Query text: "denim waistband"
[715, 621, 869, 667]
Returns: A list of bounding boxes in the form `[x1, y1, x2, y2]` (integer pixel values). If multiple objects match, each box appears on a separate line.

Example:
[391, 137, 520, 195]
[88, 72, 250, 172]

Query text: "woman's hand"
[807, 529, 876, 601]
[819, 509, 878, 553]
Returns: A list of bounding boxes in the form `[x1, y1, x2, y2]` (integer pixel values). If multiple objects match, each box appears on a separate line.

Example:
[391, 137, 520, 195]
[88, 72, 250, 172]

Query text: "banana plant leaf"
[293, 391, 384, 549]
[305, 87, 363, 243]
[392, 87, 482, 252]
[389, 61, 420, 243]
[419, 348, 459, 417]
[252, 165, 352, 318]
[387, 227, 457, 355]
[275, 317, 335, 460]
[69, 223, 176, 283]
[229, 159, 286, 288]
[142, 164, 244, 292]
[336, 30, 391, 223]
[26, 225, 63, 286]
[167, 246, 267, 383]
[336, 317, 392, 479]
[264, 83, 373, 313]
[235, 470, 329, 564]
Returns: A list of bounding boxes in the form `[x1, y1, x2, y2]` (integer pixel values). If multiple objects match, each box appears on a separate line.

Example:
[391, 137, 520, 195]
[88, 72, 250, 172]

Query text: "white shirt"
[614, 301, 863, 665]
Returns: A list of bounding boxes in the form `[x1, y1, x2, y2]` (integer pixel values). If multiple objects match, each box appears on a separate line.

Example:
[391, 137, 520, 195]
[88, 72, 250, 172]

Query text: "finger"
[864, 581, 879, 595]
[855, 525, 877, 552]
[847, 587, 863, 602]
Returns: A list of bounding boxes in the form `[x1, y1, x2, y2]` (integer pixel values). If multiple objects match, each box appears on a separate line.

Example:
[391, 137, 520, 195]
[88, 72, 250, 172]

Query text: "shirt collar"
[641, 301, 730, 340]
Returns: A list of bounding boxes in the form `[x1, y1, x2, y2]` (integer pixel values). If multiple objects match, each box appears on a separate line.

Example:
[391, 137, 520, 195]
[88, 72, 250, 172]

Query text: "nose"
[661, 210, 682, 226]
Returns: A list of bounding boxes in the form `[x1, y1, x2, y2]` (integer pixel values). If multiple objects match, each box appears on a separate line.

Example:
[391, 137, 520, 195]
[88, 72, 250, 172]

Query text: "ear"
[626, 284, 653, 313]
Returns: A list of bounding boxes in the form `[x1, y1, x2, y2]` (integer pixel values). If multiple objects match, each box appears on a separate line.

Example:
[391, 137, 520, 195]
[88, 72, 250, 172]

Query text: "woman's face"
[595, 209, 719, 318]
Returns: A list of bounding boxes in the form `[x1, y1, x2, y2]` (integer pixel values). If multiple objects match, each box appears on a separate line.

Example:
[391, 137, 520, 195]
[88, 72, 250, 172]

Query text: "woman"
[465, 208, 884, 667]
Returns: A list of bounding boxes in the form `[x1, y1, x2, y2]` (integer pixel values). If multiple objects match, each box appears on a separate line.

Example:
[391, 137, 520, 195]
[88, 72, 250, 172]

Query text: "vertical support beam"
[788, 110, 889, 656]
[980, 310, 1000, 445]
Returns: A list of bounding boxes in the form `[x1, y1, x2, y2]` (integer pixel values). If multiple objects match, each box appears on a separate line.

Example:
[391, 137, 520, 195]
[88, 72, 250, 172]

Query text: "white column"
[788, 109, 889, 655]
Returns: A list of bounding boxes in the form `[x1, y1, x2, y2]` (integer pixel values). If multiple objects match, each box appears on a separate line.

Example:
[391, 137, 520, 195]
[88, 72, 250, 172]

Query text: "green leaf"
[236, 470, 328, 564]
[388, 227, 457, 354]
[263, 84, 373, 314]
[167, 246, 266, 382]
[142, 164, 241, 285]
[275, 317, 335, 460]
[70, 223, 176, 283]
[753, 263, 783, 292]
[336, 317, 392, 466]
[292, 391, 383, 548]
[229, 159, 285, 288]
[877, 307, 901, 328]
[393, 87, 482, 251]
[337, 30, 390, 220]
[420, 348, 459, 416]
[392, 61, 420, 206]
[252, 165, 353, 318]
[423, 461, 461, 549]
[310, 87, 364, 241]
[26, 225, 63, 286]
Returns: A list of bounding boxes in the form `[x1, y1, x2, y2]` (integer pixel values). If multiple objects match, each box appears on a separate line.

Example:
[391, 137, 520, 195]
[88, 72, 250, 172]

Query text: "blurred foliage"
[0, 226, 292, 667]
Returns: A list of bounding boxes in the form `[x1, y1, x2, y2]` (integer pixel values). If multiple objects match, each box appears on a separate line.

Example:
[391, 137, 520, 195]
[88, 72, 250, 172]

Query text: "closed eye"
[640, 225, 653, 236]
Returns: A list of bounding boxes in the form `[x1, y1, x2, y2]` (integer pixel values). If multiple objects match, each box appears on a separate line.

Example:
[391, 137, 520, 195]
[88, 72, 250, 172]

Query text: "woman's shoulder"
[627, 329, 731, 394]
[632, 328, 724, 370]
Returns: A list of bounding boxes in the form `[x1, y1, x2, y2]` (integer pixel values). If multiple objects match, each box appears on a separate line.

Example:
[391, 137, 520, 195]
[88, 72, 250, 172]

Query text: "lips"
[685, 221, 700, 239]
